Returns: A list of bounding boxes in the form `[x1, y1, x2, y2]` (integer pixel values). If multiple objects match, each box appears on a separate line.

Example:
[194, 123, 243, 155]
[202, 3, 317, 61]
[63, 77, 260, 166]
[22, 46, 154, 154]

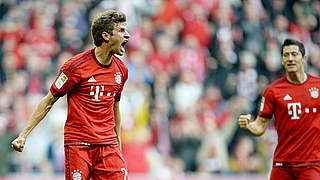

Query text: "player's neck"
[95, 46, 113, 66]
[286, 72, 307, 84]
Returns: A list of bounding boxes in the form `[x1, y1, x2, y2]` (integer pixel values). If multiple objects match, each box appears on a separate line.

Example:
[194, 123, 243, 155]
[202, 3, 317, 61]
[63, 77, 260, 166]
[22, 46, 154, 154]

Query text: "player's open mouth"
[121, 40, 128, 48]
[287, 64, 296, 67]
[120, 40, 128, 53]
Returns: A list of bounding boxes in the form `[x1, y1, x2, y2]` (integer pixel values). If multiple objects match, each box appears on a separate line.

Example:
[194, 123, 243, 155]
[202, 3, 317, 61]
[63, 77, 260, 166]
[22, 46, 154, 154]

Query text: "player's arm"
[11, 91, 59, 152]
[238, 114, 270, 136]
[114, 101, 122, 150]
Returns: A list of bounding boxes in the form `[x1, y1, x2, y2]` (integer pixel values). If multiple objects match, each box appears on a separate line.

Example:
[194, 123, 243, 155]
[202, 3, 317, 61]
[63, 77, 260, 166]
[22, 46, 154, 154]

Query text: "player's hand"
[11, 136, 26, 152]
[238, 114, 251, 130]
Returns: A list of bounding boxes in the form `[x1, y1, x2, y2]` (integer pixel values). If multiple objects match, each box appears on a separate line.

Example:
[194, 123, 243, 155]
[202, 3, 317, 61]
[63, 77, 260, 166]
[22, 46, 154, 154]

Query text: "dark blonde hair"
[91, 10, 126, 46]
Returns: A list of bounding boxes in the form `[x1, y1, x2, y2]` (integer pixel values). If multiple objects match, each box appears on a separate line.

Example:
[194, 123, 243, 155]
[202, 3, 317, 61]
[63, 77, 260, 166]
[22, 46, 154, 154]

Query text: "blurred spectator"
[229, 135, 264, 173]
[0, 114, 13, 176]
[237, 50, 259, 102]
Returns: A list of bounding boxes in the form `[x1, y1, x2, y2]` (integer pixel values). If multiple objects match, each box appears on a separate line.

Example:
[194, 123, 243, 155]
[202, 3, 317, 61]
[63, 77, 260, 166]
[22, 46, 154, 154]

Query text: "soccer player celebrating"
[238, 38, 320, 179]
[11, 10, 130, 180]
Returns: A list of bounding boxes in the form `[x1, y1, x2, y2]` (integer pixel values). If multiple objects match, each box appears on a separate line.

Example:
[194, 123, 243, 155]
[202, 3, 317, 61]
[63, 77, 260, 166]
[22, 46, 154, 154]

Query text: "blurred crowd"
[1, 0, 320, 178]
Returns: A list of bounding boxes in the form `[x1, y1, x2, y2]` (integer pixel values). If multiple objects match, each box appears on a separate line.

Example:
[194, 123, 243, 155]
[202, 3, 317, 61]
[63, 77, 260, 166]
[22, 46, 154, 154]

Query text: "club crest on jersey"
[114, 72, 122, 84]
[309, 88, 319, 99]
[72, 169, 82, 180]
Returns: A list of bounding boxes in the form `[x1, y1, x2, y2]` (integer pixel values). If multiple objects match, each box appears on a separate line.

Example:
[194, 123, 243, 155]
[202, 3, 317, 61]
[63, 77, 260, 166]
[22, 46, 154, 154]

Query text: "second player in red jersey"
[238, 38, 320, 180]
[259, 75, 320, 162]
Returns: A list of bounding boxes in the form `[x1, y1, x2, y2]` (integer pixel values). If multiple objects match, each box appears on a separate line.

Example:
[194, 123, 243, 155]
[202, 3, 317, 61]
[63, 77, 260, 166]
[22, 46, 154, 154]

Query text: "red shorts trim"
[273, 162, 320, 168]
[270, 162, 320, 180]
[64, 140, 118, 146]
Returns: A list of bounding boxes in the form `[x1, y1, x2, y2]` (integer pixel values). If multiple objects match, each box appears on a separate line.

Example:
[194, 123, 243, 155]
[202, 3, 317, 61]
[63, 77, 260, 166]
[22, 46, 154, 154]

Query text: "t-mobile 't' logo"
[287, 102, 302, 120]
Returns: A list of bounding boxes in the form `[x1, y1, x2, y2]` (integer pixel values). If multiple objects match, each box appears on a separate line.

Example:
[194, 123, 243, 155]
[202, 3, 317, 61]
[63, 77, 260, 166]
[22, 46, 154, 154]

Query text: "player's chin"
[116, 48, 125, 56]
[116, 51, 125, 56]
[285, 66, 296, 72]
[286, 67, 297, 72]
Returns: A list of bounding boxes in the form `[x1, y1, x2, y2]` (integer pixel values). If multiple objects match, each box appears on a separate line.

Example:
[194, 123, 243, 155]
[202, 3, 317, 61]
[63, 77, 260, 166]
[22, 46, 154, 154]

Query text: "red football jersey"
[259, 74, 320, 162]
[50, 48, 128, 145]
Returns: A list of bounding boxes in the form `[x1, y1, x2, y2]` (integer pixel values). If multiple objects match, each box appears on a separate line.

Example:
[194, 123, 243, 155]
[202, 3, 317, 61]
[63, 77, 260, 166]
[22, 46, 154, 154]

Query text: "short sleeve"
[50, 60, 81, 97]
[114, 65, 128, 102]
[258, 86, 275, 119]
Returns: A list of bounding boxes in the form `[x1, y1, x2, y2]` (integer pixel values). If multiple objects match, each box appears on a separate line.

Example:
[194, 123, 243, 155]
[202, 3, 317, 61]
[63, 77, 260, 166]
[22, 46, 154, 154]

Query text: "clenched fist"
[238, 114, 251, 130]
[11, 136, 26, 152]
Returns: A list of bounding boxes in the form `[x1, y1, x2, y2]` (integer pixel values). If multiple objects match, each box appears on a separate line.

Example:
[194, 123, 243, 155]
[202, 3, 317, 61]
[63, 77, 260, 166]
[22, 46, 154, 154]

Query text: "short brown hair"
[91, 10, 126, 46]
[281, 38, 305, 57]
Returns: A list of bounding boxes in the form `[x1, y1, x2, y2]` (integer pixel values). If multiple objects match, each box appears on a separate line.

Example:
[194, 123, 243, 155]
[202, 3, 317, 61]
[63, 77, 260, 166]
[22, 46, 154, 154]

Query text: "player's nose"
[124, 31, 130, 39]
[287, 54, 295, 61]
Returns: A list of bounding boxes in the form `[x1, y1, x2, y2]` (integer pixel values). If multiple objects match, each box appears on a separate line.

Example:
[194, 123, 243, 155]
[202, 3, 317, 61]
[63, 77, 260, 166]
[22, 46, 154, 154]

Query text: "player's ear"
[302, 55, 306, 64]
[102, 32, 110, 43]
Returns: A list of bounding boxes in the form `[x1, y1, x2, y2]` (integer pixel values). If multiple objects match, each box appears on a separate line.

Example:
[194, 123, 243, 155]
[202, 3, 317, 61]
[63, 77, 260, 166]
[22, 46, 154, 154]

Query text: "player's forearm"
[115, 119, 121, 142]
[19, 93, 58, 138]
[115, 118, 122, 150]
[246, 120, 268, 136]
[114, 101, 122, 149]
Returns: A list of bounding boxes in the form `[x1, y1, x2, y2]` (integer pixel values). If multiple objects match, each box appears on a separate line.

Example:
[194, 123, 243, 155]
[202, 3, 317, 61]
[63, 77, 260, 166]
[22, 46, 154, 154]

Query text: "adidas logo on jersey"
[283, 94, 292, 101]
[88, 76, 97, 82]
